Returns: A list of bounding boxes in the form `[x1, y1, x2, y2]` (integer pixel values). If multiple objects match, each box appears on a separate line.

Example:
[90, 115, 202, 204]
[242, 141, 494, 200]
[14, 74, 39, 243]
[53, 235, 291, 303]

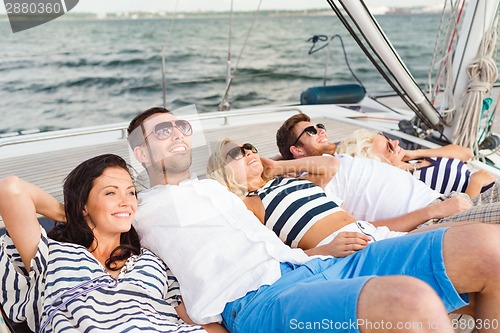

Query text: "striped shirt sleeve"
[0, 226, 48, 329]
[165, 268, 182, 308]
[143, 249, 182, 308]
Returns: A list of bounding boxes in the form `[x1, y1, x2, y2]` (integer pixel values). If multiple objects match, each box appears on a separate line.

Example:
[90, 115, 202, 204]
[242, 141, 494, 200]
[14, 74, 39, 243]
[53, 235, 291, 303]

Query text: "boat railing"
[0, 106, 302, 150]
[0, 125, 129, 149]
[193, 106, 302, 126]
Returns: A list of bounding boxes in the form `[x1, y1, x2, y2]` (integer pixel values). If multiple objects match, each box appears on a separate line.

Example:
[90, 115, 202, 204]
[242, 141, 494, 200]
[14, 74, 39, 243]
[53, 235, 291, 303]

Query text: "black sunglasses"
[292, 123, 326, 146]
[226, 143, 258, 160]
[145, 120, 193, 140]
[378, 132, 395, 155]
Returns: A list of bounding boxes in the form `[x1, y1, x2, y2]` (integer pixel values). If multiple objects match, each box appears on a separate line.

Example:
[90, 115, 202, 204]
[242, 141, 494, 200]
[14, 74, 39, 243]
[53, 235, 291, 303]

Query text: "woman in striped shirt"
[337, 128, 499, 203]
[207, 139, 407, 258]
[0, 154, 225, 333]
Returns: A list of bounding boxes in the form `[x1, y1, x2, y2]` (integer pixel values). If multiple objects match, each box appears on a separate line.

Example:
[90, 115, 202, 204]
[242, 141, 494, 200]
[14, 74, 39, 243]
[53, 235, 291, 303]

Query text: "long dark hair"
[48, 154, 141, 271]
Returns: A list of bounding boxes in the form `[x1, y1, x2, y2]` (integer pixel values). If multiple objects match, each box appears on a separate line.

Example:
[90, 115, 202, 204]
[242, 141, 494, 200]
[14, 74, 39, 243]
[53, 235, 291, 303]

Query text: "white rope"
[453, 27, 498, 154]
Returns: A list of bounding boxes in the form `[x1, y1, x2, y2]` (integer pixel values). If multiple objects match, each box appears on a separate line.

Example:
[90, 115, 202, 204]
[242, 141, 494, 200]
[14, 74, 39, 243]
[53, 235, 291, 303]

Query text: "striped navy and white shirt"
[0, 228, 206, 333]
[411, 157, 492, 195]
[249, 177, 343, 247]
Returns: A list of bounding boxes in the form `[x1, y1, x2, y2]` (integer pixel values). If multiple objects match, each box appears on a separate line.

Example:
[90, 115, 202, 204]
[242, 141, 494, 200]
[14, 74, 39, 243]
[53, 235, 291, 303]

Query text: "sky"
[1, 0, 443, 14]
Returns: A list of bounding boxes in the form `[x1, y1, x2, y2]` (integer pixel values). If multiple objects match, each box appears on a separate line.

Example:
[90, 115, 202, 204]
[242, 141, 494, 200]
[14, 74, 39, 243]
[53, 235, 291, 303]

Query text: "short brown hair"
[127, 107, 171, 149]
[276, 113, 310, 160]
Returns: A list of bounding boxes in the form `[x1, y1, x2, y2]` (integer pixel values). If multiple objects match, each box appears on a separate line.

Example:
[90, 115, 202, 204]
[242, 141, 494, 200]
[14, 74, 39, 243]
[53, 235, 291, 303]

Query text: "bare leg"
[410, 221, 475, 233]
[357, 276, 454, 332]
[452, 294, 475, 317]
[441, 224, 500, 332]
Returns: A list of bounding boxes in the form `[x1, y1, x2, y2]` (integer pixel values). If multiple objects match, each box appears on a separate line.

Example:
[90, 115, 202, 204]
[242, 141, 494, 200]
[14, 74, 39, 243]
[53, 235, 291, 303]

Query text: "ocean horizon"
[0, 12, 493, 134]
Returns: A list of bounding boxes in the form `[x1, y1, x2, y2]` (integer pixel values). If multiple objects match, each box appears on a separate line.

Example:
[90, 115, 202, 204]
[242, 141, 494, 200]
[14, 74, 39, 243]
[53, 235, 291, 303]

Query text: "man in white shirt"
[127, 107, 500, 333]
[276, 113, 499, 231]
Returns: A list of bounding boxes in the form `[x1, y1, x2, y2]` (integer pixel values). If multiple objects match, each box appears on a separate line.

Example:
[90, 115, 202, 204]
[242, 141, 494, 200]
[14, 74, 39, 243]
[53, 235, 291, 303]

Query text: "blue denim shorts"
[222, 228, 468, 333]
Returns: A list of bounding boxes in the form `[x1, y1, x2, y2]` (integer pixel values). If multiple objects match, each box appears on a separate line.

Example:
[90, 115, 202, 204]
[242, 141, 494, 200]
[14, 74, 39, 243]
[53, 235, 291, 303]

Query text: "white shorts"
[317, 220, 407, 247]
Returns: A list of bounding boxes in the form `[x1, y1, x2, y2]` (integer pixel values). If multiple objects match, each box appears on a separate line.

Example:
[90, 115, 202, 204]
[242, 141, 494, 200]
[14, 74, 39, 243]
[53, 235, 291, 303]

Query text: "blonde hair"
[206, 138, 248, 197]
[336, 129, 387, 163]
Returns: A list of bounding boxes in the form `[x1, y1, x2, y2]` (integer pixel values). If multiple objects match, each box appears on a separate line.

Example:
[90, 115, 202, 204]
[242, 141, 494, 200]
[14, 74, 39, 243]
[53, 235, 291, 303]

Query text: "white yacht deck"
[0, 104, 481, 332]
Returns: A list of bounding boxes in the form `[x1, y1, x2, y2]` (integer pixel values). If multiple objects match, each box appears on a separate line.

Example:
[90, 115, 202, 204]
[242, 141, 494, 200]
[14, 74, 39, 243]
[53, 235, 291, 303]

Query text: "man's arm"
[403, 144, 473, 162]
[370, 196, 472, 232]
[261, 155, 339, 188]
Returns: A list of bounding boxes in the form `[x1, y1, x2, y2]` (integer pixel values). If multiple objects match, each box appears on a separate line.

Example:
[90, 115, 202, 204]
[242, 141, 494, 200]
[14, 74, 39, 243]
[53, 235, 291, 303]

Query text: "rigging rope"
[428, 0, 465, 103]
[161, 0, 180, 108]
[217, 0, 234, 111]
[427, 1, 500, 156]
[453, 26, 498, 154]
[427, 0, 466, 127]
[439, 51, 457, 126]
[306, 34, 365, 90]
[327, 0, 445, 135]
[218, 0, 263, 111]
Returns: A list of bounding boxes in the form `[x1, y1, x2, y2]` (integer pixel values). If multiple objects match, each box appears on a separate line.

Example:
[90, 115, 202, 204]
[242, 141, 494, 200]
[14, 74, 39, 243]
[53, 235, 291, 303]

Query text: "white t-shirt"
[134, 177, 315, 324]
[324, 154, 441, 221]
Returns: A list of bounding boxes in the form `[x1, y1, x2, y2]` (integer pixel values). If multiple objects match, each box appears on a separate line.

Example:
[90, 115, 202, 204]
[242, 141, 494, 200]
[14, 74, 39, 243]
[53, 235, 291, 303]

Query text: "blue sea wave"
[0, 13, 490, 134]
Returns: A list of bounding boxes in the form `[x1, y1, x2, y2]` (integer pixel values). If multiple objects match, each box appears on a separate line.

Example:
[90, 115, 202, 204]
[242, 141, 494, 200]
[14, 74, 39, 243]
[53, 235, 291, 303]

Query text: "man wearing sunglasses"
[277, 113, 500, 230]
[126, 107, 500, 333]
[127, 109, 193, 187]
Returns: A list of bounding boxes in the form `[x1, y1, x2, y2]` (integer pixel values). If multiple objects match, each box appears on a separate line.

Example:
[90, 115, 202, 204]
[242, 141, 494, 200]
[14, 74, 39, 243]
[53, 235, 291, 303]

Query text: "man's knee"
[444, 224, 500, 270]
[358, 276, 447, 323]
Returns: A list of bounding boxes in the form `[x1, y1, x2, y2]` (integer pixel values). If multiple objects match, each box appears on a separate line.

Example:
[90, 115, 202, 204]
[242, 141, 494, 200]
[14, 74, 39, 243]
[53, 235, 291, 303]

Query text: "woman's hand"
[307, 232, 371, 257]
[429, 195, 472, 219]
[401, 149, 416, 161]
[260, 157, 281, 179]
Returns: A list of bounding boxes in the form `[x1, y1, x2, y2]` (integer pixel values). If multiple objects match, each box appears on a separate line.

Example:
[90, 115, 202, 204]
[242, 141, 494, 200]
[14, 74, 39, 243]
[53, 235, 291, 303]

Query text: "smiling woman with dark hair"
[0, 154, 224, 333]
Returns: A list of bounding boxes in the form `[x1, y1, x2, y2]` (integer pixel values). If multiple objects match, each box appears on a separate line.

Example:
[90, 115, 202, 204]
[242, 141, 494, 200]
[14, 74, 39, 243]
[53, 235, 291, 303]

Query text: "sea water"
[0, 13, 490, 133]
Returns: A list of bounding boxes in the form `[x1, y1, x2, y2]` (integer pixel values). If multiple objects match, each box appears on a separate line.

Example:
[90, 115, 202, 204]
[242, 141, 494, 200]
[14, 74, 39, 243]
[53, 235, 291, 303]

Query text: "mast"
[330, 0, 444, 134]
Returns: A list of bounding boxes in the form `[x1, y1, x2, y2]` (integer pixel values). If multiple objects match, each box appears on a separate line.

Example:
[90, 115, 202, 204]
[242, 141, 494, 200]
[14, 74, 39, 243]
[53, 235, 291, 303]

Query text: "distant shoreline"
[0, 7, 442, 21]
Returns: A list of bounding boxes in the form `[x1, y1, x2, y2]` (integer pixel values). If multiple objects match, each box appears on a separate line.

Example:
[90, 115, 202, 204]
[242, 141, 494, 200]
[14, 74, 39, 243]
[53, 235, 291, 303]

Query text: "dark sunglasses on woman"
[226, 143, 258, 160]
[378, 132, 395, 155]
